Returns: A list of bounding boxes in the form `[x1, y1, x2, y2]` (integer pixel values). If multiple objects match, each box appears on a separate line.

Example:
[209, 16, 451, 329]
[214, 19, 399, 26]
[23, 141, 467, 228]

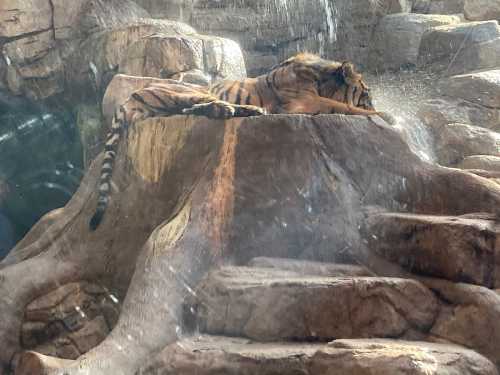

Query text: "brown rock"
[119, 33, 246, 82]
[365, 212, 500, 287]
[0, 0, 52, 38]
[418, 98, 500, 132]
[189, 267, 439, 341]
[457, 155, 500, 171]
[428, 122, 500, 165]
[247, 257, 373, 277]
[137, 336, 498, 375]
[464, 0, 500, 21]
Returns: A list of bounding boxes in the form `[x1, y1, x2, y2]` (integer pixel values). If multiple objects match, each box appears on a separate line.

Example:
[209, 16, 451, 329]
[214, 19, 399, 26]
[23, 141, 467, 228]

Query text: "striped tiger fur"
[89, 53, 391, 230]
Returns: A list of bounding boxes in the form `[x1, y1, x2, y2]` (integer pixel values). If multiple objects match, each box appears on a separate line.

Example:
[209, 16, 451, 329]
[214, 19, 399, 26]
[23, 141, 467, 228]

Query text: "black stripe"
[234, 82, 243, 105]
[245, 93, 252, 105]
[147, 90, 171, 109]
[223, 82, 238, 102]
[132, 93, 166, 112]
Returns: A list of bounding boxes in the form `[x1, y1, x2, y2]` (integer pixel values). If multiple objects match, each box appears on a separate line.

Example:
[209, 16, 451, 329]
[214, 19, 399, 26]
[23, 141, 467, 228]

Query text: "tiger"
[89, 53, 392, 230]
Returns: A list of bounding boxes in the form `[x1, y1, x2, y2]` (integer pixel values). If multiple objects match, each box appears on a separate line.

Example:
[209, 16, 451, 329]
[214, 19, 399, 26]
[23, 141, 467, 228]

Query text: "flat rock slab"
[365, 212, 500, 287]
[440, 69, 500, 108]
[187, 267, 439, 341]
[457, 155, 500, 171]
[138, 336, 498, 375]
[247, 257, 373, 277]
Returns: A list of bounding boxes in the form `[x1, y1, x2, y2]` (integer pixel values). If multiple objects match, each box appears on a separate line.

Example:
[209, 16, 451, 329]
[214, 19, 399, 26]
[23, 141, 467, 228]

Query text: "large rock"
[188, 267, 439, 341]
[439, 69, 500, 109]
[457, 155, 500, 171]
[412, 0, 465, 14]
[369, 13, 460, 71]
[365, 212, 500, 287]
[132, 0, 192, 21]
[0, 0, 52, 38]
[119, 33, 246, 83]
[137, 336, 498, 375]
[418, 21, 500, 75]
[418, 98, 500, 132]
[428, 122, 500, 165]
[464, 0, 500, 21]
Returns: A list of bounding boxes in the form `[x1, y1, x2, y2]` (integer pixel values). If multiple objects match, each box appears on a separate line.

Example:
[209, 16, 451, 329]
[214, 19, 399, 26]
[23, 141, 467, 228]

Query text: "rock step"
[185, 266, 439, 342]
[364, 211, 500, 288]
[138, 335, 498, 375]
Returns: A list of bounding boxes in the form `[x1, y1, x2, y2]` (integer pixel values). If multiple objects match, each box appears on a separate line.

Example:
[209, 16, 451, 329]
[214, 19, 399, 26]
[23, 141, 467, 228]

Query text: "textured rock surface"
[457, 155, 500, 171]
[21, 282, 120, 359]
[137, 336, 498, 375]
[365, 212, 500, 287]
[418, 98, 500, 132]
[369, 14, 460, 71]
[418, 21, 500, 75]
[439, 69, 500, 108]
[428, 122, 500, 165]
[412, 0, 465, 14]
[188, 267, 439, 341]
[464, 0, 500, 21]
[119, 33, 246, 83]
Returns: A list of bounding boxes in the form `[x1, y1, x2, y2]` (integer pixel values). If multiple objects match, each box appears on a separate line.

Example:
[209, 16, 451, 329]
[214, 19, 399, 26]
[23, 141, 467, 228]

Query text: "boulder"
[412, 0, 465, 14]
[457, 155, 500, 171]
[464, 0, 500, 21]
[439, 69, 500, 108]
[119, 33, 246, 83]
[428, 122, 500, 165]
[136, 336, 499, 375]
[188, 267, 439, 342]
[0, 0, 52, 38]
[369, 13, 460, 71]
[418, 21, 500, 75]
[365, 212, 500, 287]
[132, 0, 192, 21]
[418, 98, 500, 132]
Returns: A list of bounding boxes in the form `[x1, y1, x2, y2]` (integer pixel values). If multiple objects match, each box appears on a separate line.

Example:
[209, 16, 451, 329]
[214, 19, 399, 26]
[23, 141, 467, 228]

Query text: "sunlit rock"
[412, 0, 465, 14]
[136, 336, 498, 375]
[365, 212, 500, 287]
[418, 98, 500, 132]
[418, 21, 500, 75]
[119, 33, 246, 82]
[369, 13, 461, 71]
[429, 122, 500, 165]
[457, 154, 500, 171]
[439, 69, 500, 109]
[464, 0, 500, 21]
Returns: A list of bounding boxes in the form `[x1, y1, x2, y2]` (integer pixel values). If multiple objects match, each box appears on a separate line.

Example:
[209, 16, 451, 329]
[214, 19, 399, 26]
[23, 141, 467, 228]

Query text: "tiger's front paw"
[233, 105, 267, 117]
[183, 101, 236, 119]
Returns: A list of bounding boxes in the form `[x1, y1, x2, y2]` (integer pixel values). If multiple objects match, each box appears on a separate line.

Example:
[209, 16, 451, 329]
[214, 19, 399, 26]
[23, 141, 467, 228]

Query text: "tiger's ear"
[340, 61, 361, 84]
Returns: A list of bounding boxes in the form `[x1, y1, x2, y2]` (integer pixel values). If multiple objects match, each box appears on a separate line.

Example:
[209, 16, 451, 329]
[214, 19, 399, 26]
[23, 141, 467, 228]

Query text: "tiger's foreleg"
[183, 101, 266, 118]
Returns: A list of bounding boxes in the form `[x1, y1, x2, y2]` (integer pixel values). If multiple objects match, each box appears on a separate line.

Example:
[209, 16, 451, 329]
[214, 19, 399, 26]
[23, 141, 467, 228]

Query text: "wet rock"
[188, 267, 439, 342]
[22, 282, 120, 360]
[428, 122, 500, 165]
[457, 155, 500, 171]
[418, 21, 500, 75]
[439, 69, 500, 109]
[418, 98, 500, 132]
[139, 336, 499, 375]
[412, 0, 465, 14]
[369, 13, 460, 71]
[464, 0, 500, 21]
[365, 212, 500, 287]
[119, 33, 246, 83]
[76, 103, 105, 168]
[247, 257, 373, 277]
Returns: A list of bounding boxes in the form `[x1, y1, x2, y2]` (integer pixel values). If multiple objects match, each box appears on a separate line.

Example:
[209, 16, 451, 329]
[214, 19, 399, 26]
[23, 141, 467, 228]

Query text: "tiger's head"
[277, 53, 375, 110]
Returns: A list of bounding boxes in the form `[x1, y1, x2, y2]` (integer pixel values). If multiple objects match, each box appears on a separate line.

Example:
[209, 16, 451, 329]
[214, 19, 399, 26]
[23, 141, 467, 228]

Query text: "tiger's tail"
[89, 106, 125, 231]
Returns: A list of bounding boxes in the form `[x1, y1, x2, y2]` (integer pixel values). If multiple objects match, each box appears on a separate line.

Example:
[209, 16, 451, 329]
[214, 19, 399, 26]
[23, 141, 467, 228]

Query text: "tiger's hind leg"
[183, 101, 266, 119]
